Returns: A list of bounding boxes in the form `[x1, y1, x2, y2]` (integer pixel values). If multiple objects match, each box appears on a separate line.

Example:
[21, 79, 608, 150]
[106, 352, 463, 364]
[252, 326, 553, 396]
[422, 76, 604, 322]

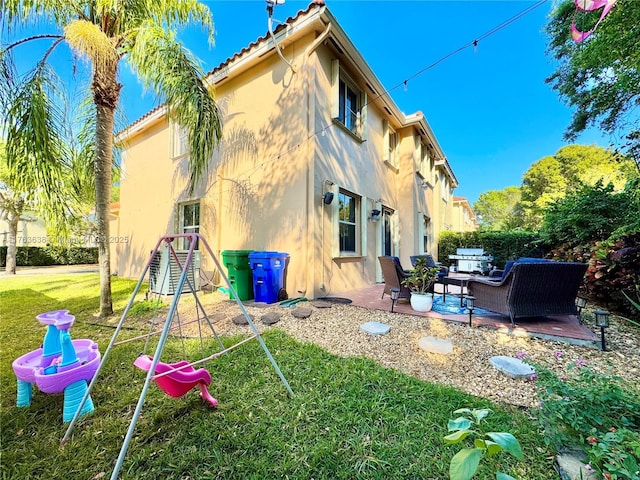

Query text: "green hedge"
[0, 246, 98, 267]
[438, 231, 547, 269]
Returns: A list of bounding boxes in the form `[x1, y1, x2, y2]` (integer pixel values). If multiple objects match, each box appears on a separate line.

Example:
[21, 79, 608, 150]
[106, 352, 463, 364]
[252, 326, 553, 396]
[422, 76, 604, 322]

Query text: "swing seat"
[133, 355, 218, 407]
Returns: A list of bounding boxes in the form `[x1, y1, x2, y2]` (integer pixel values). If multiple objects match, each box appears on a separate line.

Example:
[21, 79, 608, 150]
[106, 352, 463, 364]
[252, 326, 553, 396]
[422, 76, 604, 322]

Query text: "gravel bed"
[146, 292, 640, 408]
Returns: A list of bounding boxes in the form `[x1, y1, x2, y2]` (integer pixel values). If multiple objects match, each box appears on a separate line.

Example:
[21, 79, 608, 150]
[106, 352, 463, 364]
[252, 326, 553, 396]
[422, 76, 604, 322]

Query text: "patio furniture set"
[378, 255, 588, 326]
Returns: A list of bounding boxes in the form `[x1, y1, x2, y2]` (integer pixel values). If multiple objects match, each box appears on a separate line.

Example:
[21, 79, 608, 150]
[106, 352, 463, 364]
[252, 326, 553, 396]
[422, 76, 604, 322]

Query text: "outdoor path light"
[594, 310, 610, 351]
[575, 296, 587, 324]
[390, 288, 400, 313]
[466, 296, 475, 327]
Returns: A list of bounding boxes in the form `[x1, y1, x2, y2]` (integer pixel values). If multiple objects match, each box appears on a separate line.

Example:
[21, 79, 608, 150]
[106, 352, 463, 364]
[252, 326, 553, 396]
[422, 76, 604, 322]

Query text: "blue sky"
[7, 1, 612, 204]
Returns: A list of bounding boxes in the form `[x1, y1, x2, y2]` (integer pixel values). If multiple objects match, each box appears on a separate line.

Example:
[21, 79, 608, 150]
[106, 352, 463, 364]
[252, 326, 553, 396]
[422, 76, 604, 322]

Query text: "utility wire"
[368, 0, 549, 108]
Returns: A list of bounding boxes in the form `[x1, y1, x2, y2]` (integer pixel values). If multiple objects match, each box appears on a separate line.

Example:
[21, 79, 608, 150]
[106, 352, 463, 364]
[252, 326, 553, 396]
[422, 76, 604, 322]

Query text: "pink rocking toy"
[133, 355, 218, 407]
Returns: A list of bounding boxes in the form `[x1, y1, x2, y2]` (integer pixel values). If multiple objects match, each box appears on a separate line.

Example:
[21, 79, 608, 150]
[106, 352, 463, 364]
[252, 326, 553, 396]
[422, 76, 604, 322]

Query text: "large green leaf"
[444, 429, 471, 444]
[484, 440, 503, 457]
[486, 432, 524, 460]
[449, 448, 484, 480]
[496, 472, 517, 480]
[448, 417, 473, 431]
[472, 409, 492, 423]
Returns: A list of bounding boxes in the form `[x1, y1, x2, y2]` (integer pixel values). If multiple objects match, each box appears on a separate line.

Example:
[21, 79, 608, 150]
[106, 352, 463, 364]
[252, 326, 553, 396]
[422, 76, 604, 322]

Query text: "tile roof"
[120, 2, 319, 134]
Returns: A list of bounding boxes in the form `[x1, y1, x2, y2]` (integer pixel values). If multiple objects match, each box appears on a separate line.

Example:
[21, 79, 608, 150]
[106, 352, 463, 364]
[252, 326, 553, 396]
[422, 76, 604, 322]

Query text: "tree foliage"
[520, 144, 635, 227]
[540, 179, 638, 246]
[1, 1, 223, 316]
[473, 186, 523, 231]
[546, 0, 640, 166]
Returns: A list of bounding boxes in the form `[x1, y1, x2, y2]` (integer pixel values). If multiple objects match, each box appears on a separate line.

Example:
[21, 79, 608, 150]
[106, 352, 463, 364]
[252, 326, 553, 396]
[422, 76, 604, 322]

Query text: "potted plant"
[402, 257, 440, 312]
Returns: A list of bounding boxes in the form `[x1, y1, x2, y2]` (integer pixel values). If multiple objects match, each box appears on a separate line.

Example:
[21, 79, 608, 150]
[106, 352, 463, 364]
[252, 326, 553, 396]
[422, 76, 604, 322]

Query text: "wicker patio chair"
[410, 254, 449, 277]
[378, 256, 412, 300]
[466, 261, 587, 326]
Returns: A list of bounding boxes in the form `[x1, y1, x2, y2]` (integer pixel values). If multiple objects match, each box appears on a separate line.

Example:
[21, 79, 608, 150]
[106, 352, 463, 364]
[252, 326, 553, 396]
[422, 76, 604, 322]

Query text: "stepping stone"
[309, 300, 333, 308]
[248, 302, 270, 309]
[262, 312, 282, 325]
[556, 449, 599, 480]
[232, 314, 255, 325]
[418, 336, 453, 355]
[360, 321, 390, 336]
[489, 355, 536, 380]
[291, 307, 313, 319]
[208, 313, 226, 323]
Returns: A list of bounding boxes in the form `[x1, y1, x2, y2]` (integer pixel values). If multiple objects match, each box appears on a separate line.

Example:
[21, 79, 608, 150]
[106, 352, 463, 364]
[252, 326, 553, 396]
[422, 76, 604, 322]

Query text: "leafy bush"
[0, 246, 98, 267]
[553, 232, 640, 321]
[540, 179, 638, 247]
[533, 361, 640, 479]
[444, 408, 524, 480]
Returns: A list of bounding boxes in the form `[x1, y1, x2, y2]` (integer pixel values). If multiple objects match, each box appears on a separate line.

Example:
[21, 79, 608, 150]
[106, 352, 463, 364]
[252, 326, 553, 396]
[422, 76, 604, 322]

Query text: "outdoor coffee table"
[437, 276, 471, 307]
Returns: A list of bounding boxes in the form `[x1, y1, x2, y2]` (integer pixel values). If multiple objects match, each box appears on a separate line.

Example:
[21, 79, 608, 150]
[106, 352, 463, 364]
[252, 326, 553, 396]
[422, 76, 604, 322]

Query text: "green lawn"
[0, 274, 557, 479]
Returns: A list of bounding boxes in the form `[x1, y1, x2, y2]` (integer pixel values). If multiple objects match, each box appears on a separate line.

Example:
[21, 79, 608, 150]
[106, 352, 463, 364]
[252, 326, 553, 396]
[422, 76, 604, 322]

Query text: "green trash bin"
[221, 250, 254, 301]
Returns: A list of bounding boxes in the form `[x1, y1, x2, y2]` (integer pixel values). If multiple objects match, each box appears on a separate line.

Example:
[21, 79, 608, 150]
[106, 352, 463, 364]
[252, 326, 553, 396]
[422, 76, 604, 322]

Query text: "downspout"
[304, 22, 332, 297]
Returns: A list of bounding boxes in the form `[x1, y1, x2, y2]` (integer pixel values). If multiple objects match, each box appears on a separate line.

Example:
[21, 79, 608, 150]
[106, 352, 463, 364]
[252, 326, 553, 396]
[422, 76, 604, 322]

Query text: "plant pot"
[410, 292, 433, 312]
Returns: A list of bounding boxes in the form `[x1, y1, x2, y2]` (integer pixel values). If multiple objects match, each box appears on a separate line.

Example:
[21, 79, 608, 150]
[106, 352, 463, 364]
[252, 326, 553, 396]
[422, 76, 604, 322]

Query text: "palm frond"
[64, 19, 118, 70]
[127, 21, 222, 193]
[1, 1, 78, 28]
[4, 58, 75, 225]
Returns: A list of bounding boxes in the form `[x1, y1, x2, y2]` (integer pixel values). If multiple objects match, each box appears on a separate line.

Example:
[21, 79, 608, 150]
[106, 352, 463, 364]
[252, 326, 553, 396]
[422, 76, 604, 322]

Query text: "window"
[423, 216, 431, 253]
[420, 142, 430, 179]
[331, 59, 366, 139]
[383, 120, 398, 167]
[440, 173, 450, 202]
[171, 122, 189, 159]
[338, 191, 358, 254]
[179, 201, 200, 249]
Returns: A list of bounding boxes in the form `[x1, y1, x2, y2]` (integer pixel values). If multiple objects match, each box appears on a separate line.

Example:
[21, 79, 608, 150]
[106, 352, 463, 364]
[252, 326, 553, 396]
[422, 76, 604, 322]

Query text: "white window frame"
[171, 122, 189, 160]
[440, 173, 450, 202]
[383, 120, 398, 168]
[331, 59, 367, 140]
[178, 200, 200, 250]
[420, 141, 430, 179]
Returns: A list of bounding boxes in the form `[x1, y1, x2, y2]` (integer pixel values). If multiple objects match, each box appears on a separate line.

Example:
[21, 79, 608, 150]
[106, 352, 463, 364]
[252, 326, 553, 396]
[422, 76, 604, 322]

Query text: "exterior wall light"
[594, 309, 610, 351]
[370, 209, 381, 221]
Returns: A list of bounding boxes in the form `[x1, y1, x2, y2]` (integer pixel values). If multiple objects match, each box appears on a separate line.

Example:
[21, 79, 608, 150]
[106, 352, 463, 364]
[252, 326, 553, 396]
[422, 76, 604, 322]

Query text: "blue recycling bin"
[248, 251, 289, 304]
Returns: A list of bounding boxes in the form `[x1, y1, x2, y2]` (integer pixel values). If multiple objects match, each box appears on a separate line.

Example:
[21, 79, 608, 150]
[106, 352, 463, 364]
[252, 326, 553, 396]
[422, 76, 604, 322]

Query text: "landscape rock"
[489, 355, 536, 380]
[360, 321, 390, 336]
[291, 307, 313, 319]
[232, 314, 255, 325]
[262, 312, 283, 325]
[418, 336, 453, 355]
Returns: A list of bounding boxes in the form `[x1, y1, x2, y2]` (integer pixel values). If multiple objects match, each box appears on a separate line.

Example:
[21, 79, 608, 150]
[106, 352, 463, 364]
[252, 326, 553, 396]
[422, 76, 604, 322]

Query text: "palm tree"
[1, 1, 223, 316]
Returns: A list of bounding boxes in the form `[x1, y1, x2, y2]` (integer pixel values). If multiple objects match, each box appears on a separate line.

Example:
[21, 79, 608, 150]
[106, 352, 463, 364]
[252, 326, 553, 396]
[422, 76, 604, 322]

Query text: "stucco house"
[452, 197, 480, 232]
[115, 2, 466, 299]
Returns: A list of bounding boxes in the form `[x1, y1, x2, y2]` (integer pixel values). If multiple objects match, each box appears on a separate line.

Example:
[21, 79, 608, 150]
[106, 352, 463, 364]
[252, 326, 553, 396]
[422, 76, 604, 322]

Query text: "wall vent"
[149, 250, 201, 295]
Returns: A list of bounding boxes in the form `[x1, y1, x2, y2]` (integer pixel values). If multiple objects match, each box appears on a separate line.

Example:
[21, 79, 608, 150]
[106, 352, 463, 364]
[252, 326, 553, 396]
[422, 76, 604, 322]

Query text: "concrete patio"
[336, 282, 599, 347]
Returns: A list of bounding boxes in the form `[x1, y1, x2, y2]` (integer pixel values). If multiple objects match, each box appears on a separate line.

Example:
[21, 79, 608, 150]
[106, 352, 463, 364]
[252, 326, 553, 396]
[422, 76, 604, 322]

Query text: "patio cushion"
[499, 257, 551, 281]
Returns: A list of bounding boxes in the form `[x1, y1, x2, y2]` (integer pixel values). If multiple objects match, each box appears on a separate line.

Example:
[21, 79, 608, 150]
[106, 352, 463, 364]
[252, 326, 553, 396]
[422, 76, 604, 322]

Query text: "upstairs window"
[383, 120, 398, 167]
[331, 59, 367, 139]
[171, 122, 189, 159]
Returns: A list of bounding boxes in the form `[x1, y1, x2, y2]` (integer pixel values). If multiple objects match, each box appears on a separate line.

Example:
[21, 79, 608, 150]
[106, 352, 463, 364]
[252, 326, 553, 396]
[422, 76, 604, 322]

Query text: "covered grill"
[448, 248, 493, 275]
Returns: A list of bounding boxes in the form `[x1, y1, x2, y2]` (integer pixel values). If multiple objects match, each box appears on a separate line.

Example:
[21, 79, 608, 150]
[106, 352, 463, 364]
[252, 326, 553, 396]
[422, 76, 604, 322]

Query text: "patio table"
[437, 276, 471, 308]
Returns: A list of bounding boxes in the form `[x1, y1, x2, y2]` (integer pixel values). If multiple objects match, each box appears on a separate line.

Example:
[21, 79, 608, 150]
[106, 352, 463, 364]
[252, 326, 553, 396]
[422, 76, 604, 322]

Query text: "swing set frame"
[61, 233, 293, 480]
